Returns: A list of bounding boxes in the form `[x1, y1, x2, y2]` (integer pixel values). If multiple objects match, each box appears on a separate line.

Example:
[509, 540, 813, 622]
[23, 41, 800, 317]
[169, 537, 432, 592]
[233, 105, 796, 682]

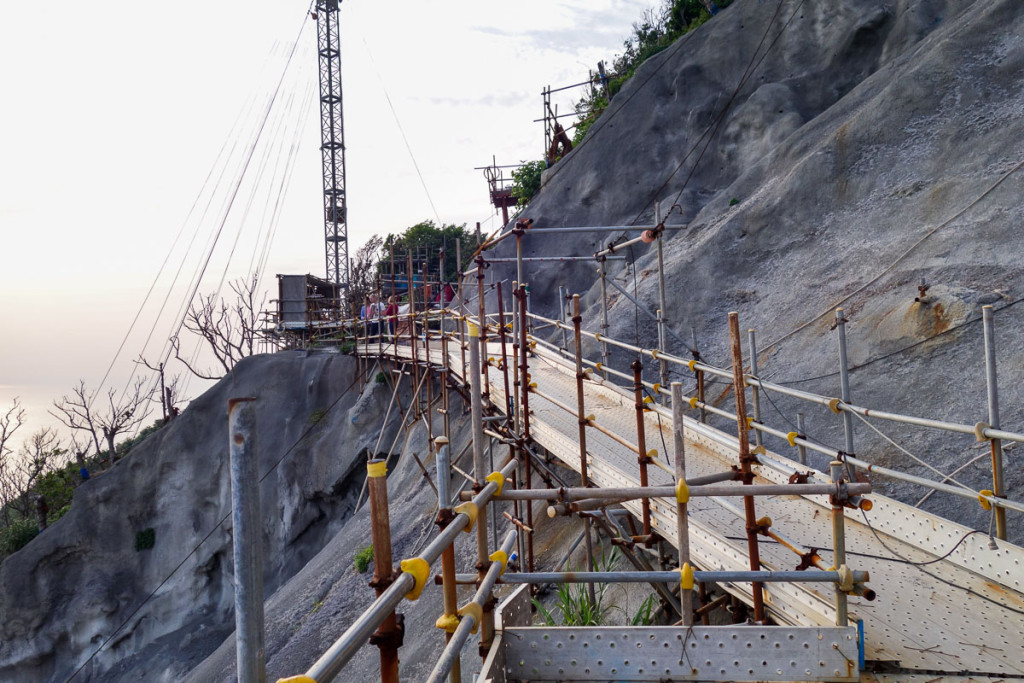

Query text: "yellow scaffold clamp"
[689, 396, 700, 410]
[652, 383, 662, 393]
[643, 396, 655, 404]
[647, 449, 658, 460]
[675, 478, 690, 504]
[828, 397, 842, 414]
[435, 612, 460, 633]
[454, 501, 479, 530]
[746, 416, 755, 429]
[489, 549, 509, 576]
[978, 489, 995, 511]
[485, 471, 505, 496]
[457, 602, 483, 634]
[277, 677, 316, 683]
[467, 322, 480, 338]
[367, 460, 387, 478]
[651, 349, 660, 360]
[679, 562, 694, 591]
[400, 557, 430, 601]
[786, 431, 800, 447]
[688, 359, 698, 372]
[595, 362, 603, 371]
[836, 564, 855, 593]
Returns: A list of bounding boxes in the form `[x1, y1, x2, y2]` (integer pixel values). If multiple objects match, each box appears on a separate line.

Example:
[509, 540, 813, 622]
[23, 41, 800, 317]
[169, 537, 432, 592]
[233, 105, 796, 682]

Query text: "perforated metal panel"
[503, 626, 860, 682]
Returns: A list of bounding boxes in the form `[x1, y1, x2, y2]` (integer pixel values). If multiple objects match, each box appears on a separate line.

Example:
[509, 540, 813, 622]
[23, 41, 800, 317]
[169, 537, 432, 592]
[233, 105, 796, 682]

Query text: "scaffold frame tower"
[315, 0, 349, 295]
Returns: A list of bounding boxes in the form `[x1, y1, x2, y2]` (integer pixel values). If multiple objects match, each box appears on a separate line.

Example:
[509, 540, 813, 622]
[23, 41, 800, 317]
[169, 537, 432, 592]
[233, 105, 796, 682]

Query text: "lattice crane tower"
[314, 0, 348, 294]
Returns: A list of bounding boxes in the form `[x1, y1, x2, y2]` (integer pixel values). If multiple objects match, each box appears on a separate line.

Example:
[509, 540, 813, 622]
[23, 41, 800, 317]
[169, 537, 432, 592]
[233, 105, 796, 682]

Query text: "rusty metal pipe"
[367, 459, 400, 683]
[632, 360, 652, 537]
[728, 312, 766, 623]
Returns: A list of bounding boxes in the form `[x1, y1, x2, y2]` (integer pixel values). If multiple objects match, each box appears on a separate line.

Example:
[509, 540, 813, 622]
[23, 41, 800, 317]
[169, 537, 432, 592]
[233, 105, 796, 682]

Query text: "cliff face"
[0, 351, 401, 681]
[500, 0, 1024, 534]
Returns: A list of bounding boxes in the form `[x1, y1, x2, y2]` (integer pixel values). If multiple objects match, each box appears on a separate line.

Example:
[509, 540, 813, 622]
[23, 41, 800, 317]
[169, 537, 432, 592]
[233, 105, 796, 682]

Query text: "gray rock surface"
[495, 0, 1024, 539]
[0, 351, 401, 681]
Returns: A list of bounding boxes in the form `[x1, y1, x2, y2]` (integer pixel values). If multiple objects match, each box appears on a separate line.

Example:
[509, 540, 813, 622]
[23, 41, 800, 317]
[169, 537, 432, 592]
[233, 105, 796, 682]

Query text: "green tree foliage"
[510, 160, 547, 207]
[573, 0, 732, 145]
[382, 221, 475, 283]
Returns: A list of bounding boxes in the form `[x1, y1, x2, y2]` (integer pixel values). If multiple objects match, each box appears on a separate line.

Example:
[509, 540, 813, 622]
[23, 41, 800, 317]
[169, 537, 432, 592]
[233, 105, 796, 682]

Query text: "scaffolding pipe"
[728, 312, 766, 623]
[367, 459, 400, 683]
[983, 305, 1007, 539]
[748, 329, 763, 449]
[425, 530, 518, 683]
[494, 482, 871, 502]
[227, 397, 266, 683]
[303, 459, 518, 682]
[490, 569, 868, 585]
[672, 382, 694, 625]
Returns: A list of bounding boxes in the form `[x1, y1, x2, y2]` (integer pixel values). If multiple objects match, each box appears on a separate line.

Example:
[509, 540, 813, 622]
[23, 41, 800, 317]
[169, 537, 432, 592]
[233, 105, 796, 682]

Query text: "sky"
[0, 0, 653, 444]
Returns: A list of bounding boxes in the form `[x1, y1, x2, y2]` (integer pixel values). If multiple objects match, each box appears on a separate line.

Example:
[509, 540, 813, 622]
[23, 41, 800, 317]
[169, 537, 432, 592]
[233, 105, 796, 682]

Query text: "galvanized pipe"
[830, 461, 849, 627]
[796, 413, 808, 466]
[982, 305, 1007, 539]
[843, 454, 1024, 514]
[503, 225, 688, 235]
[748, 329, 763, 449]
[304, 459, 517, 682]
[495, 482, 870, 502]
[594, 232, 649, 258]
[598, 259, 610, 376]
[517, 284, 534, 573]
[493, 569, 868, 585]
[602, 274, 695, 352]
[467, 320, 489, 570]
[835, 309, 856, 481]
[558, 285, 569, 350]
[425, 531, 518, 683]
[571, 293, 598, 603]
[227, 397, 266, 683]
[483, 255, 626, 262]
[672, 383, 694, 625]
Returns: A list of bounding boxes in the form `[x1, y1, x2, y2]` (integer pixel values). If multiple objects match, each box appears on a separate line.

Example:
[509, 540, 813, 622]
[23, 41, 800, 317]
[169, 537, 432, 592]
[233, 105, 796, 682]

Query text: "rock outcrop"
[0, 351, 400, 681]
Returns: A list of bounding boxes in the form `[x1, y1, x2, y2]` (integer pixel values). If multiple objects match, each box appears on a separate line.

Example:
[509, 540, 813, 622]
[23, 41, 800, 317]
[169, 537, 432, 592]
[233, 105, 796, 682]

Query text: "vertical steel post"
[727, 313, 766, 623]
[496, 283, 514, 423]
[517, 284, 535, 573]
[692, 328, 706, 423]
[631, 360, 652, 537]
[796, 413, 808, 466]
[434, 437, 460, 683]
[367, 459, 401, 683]
[671, 383, 693, 625]
[558, 285, 569, 350]
[476, 252, 489, 404]
[423, 265, 434, 441]
[656, 214, 668, 405]
[572, 294, 598, 604]
[407, 253, 420, 420]
[598, 258, 610, 379]
[830, 460, 849, 627]
[982, 305, 1007, 539]
[836, 309, 856, 480]
[467, 320, 489, 565]
[747, 329, 764, 449]
[228, 397, 266, 683]
[511, 280, 521, 434]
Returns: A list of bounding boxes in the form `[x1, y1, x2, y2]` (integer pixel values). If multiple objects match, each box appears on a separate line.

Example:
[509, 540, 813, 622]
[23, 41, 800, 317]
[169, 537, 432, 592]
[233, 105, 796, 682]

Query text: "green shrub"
[375, 371, 387, 384]
[0, 519, 38, 555]
[511, 160, 547, 207]
[308, 408, 328, 425]
[354, 545, 374, 573]
[134, 527, 156, 552]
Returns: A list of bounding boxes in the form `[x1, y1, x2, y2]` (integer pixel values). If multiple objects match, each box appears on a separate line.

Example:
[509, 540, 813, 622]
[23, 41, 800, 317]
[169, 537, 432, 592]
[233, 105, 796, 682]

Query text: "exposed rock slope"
[0, 351, 400, 681]
[502, 0, 1024, 536]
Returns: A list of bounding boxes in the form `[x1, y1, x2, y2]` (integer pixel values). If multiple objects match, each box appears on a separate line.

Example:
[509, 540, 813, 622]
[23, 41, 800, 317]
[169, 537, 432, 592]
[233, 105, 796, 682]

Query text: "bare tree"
[0, 399, 27, 526]
[136, 357, 186, 424]
[349, 234, 384, 315]
[5, 428, 66, 521]
[51, 379, 150, 469]
[177, 274, 263, 379]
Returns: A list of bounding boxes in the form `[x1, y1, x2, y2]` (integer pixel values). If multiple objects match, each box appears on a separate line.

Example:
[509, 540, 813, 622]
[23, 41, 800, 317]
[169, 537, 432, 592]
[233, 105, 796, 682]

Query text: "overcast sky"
[0, 0, 653, 442]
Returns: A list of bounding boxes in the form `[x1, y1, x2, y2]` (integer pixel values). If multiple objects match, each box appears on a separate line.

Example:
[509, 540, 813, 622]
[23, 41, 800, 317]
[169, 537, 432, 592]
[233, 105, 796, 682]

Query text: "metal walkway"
[370, 335, 1024, 680]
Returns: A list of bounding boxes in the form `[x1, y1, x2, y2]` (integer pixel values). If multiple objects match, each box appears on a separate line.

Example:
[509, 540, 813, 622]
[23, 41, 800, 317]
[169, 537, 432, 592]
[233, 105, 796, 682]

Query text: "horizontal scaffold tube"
[482, 481, 870, 502]
[455, 569, 869, 585]
[843, 454, 1024, 514]
[302, 458, 519, 683]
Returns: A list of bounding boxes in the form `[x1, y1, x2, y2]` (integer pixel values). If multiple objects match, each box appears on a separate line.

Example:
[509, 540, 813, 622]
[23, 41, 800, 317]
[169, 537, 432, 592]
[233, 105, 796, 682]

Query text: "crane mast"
[315, 0, 348, 301]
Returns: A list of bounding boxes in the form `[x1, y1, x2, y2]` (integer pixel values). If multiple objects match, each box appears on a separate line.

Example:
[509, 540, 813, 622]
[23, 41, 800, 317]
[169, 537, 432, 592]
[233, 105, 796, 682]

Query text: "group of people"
[358, 284, 458, 340]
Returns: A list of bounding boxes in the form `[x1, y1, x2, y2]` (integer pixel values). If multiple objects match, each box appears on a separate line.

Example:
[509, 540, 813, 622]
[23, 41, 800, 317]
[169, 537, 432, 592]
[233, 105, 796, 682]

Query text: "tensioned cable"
[161, 17, 308, 374]
[361, 36, 441, 225]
